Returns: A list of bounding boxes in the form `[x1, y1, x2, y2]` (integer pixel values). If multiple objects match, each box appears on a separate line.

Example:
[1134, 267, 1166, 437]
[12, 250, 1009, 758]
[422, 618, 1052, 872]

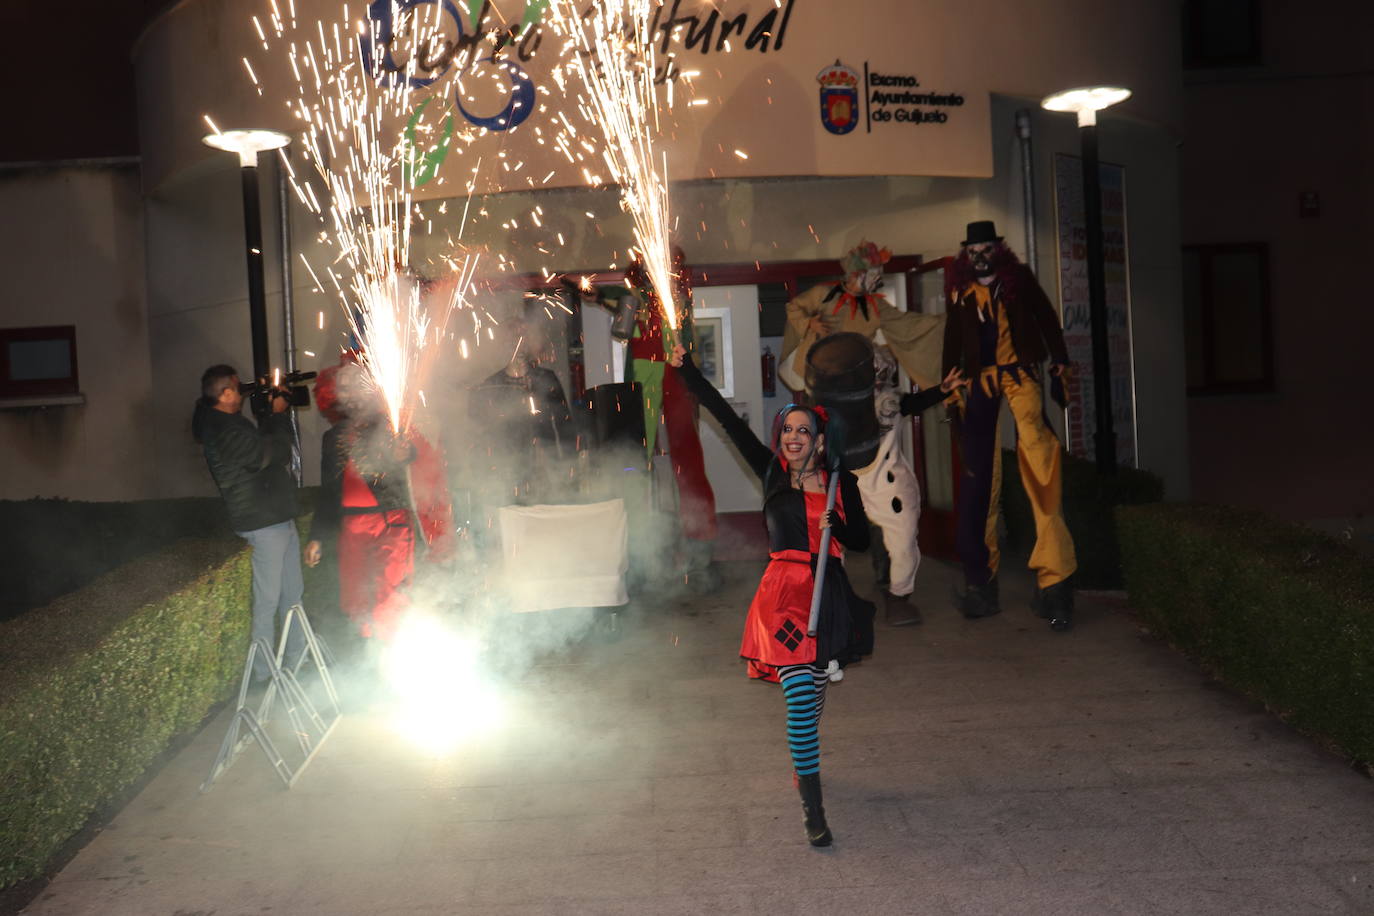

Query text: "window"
[1182, 0, 1262, 69]
[1182, 244, 1273, 395]
[0, 326, 80, 398]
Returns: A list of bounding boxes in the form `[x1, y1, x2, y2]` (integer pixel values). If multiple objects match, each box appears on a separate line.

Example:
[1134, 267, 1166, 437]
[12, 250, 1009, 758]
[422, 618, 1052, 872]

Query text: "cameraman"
[192, 364, 305, 681]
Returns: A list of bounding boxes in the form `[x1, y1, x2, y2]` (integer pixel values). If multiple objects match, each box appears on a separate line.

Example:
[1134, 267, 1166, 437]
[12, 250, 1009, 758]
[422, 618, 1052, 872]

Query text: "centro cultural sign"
[166, 0, 993, 196]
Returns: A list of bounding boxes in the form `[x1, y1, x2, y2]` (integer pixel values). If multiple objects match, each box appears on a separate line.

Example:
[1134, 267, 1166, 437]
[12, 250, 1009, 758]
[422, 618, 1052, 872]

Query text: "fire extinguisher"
[761, 345, 777, 397]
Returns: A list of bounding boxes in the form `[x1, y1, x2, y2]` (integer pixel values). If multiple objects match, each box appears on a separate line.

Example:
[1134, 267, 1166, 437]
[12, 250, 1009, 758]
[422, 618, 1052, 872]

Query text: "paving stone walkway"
[20, 558, 1374, 915]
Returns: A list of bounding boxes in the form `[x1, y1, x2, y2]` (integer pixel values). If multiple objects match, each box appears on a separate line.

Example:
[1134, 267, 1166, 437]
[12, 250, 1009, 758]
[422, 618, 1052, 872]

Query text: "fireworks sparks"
[217, 0, 743, 430]
[240, 1, 493, 433]
[544, 0, 683, 328]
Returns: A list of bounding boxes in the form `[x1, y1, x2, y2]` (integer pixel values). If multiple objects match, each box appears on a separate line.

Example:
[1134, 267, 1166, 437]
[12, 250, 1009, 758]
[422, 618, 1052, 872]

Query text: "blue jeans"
[237, 520, 306, 680]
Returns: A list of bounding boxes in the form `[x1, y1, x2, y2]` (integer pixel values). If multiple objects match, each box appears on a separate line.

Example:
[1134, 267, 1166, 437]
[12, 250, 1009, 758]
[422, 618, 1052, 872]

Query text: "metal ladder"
[200, 605, 342, 791]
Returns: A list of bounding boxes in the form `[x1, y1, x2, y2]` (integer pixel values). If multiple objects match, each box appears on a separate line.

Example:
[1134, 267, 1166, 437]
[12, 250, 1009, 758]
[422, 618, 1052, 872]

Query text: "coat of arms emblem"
[818, 60, 861, 135]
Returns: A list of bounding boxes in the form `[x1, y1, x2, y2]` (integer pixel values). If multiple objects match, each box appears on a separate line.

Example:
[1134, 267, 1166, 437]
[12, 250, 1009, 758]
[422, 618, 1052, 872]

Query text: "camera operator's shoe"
[958, 578, 1001, 619]
[883, 591, 923, 627]
[1040, 580, 1074, 632]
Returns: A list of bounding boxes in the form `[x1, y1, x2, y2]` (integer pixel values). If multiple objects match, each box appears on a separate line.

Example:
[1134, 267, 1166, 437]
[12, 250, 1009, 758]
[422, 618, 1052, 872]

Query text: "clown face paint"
[780, 409, 822, 470]
[842, 266, 883, 297]
[967, 242, 999, 278]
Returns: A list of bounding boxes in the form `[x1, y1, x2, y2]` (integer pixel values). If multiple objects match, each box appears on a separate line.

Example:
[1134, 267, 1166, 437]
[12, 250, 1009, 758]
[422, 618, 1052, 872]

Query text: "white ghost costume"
[853, 344, 922, 597]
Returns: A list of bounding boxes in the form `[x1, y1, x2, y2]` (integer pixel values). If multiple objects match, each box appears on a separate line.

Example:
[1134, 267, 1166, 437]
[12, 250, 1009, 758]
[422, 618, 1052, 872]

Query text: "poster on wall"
[1053, 154, 1137, 467]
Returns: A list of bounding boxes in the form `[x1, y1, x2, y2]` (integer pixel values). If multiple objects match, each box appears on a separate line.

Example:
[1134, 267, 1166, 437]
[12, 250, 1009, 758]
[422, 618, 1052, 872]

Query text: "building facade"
[1180, 0, 1374, 530]
[2, 0, 1189, 517]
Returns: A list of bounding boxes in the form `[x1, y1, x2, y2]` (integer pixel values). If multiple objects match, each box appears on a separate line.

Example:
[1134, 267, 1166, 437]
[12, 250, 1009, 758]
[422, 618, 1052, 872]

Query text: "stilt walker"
[781, 240, 947, 625]
[620, 250, 721, 593]
[943, 220, 1077, 630]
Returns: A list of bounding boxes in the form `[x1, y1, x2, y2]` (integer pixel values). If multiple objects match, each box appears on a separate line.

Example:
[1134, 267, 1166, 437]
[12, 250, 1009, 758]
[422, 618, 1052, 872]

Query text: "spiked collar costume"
[942, 244, 1070, 375]
[823, 239, 892, 322]
[822, 281, 886, 322]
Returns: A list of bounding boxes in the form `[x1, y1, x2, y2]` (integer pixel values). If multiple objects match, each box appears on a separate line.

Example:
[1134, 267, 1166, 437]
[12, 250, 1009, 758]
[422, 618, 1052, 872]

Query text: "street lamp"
[202, 128, 291, 382]
[1041, 86, 1130, 474]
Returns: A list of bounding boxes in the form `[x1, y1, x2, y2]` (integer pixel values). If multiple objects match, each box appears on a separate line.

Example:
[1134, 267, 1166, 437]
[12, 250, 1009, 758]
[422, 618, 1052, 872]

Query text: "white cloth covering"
[499, 498, 629, 612]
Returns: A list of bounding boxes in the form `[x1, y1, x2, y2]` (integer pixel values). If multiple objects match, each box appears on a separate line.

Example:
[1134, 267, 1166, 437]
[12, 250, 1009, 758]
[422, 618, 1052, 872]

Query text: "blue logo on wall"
[817, 60, 860, 135]
[360, 0, 536, 134]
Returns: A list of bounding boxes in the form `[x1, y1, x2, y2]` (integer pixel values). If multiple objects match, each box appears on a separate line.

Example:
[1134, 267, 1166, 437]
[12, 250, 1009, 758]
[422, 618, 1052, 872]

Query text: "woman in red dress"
[670, 344, 875, 846]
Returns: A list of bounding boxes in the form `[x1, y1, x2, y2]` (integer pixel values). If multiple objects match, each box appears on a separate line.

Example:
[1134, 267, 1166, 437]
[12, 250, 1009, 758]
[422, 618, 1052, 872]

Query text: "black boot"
[796, 773, 833, 847]
[1041, 580, 1074, 632]
[959, 577, 1001, 619]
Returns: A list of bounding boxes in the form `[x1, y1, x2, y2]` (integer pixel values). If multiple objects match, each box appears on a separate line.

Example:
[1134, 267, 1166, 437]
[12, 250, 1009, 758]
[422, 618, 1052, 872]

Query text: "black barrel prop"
[804, 332, 880, 470]
[803, 332, 879, 636]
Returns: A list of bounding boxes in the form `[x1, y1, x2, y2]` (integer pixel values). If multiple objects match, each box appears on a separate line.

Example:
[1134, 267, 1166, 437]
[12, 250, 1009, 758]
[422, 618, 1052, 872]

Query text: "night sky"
[3, 0, 168, 162]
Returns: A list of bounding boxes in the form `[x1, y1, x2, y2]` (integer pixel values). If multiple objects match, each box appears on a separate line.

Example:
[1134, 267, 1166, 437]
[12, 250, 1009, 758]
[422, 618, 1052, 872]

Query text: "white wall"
[0, 164, 158, 501]
[692, 285, 764, 513]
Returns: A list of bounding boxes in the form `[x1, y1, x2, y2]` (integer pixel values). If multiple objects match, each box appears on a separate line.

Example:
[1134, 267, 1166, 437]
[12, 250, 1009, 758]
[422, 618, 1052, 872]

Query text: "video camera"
[240, 369, 317, 417]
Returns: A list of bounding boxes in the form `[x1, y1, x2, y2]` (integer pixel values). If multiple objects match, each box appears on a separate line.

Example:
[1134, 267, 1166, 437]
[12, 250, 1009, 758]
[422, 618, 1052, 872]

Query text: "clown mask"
[843, 266, 883, 296]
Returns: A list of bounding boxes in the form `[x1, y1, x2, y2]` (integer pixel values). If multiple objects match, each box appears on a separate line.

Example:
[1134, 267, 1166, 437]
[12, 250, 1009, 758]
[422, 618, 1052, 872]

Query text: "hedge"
[1118, 503, 1374, 768]
[0, 497, 227, 621]
[0, 538, 251, 889]
[1002, 449, 1164, 588]
[0, 490, 318, 622]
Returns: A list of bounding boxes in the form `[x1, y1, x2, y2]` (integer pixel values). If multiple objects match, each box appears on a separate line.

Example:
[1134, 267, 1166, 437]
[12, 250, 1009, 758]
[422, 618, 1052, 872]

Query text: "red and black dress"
[675, 356, 873, 682]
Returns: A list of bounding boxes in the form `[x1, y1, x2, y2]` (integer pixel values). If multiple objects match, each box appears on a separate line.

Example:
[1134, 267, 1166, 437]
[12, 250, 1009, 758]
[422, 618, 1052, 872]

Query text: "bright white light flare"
[1041, 86, 1132, 127]
[385, 613, 506, 755]
[202, 127, 290, 167]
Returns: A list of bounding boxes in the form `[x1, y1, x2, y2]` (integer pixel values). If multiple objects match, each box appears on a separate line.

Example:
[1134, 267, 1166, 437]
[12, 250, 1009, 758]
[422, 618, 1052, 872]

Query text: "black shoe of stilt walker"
[796, 772, 833, 847]
[1041, 579, 1075, 632]
[958, 578, 1002, 619]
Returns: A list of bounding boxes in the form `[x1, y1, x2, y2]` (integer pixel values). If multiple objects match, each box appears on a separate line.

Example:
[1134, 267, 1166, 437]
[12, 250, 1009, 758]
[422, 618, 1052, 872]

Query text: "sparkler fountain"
[208, 1, 527, 759]
[544, 0, 687, 331]
[244, 0, 494, 435]
[214, 0, 714, 758]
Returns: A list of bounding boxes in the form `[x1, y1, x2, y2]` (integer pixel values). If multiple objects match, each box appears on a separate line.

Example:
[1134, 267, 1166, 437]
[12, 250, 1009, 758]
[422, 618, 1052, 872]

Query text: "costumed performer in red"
[305, 354, 454, 641]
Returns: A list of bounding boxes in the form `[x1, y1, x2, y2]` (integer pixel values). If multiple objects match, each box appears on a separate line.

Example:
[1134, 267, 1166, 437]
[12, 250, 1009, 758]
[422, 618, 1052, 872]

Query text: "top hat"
[962, 220, 1003, 246]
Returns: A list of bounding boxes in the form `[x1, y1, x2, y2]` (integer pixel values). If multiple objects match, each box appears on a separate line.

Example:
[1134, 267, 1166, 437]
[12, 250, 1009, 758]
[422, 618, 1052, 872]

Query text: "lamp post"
[1041, 87, 1130, 474]
[202, 128, 292, 383]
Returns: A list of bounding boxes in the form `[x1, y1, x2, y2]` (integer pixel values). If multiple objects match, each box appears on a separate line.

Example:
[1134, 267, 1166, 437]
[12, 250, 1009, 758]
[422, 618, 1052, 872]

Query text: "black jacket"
[308, 420, 418, 547]
[942, 263, 1070, 375]
[471, 366, 573, 452]
[192, 403, 298, 533]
